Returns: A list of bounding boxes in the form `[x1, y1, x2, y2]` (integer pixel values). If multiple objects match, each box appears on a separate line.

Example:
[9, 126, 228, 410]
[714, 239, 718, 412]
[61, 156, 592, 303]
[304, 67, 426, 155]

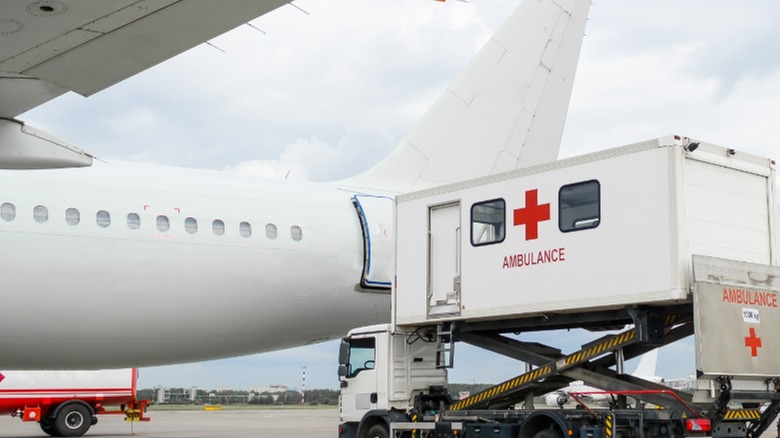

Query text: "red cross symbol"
[744, 327, 762, 357]
[513, 189, 550, 241]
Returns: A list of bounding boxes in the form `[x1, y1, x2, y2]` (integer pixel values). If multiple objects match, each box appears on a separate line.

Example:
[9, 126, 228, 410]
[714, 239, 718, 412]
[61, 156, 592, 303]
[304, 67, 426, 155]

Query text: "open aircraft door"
[427, 202, 462, 317]
[353, 195, 393, 289]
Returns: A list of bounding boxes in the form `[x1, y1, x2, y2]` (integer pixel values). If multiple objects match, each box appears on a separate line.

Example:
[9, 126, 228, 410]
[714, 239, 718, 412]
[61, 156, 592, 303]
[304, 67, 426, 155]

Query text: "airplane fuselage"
[0, 0, 592, 369]
[0, 162, 391, 368]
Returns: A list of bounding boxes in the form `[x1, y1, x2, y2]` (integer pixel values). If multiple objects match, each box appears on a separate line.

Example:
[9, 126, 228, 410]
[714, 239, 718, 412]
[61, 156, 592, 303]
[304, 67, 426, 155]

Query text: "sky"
[19, 0, 780, 391]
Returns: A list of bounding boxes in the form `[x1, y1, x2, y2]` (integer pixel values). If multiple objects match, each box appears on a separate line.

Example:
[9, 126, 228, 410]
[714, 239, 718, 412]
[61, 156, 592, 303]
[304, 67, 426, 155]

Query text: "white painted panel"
[685, 159, 771, 264]
[395, 141, 776, 326]
[0, 369, 133, 391]
[396, 144, 682, 325]
[693, 256, 780, 380]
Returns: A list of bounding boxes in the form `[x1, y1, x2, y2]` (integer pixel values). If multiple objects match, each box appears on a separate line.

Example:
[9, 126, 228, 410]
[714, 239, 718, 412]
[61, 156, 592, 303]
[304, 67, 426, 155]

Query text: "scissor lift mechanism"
[424, 303, 780, 437]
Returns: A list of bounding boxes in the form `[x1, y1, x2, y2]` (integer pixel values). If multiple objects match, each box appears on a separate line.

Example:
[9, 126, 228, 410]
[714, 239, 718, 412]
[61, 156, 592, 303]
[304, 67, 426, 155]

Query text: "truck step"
[435, 323, 455, 369]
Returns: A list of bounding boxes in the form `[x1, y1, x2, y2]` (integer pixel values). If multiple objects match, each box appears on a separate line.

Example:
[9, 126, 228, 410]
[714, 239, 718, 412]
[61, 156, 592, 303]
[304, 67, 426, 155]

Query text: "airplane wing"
[0, 0, 289, 119]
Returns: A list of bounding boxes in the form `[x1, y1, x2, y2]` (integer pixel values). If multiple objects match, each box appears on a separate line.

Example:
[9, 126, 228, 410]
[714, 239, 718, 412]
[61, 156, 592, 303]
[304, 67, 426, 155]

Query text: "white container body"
[394, 137, 776, 326]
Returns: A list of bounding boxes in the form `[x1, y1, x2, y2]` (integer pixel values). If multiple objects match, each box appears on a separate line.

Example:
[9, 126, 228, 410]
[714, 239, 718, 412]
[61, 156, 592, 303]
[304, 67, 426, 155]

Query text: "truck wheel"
[53, 403, 91, 437]
[39, 419, 58, 437]
[532, 429, 563, 438]
[366, 423, 389, 438]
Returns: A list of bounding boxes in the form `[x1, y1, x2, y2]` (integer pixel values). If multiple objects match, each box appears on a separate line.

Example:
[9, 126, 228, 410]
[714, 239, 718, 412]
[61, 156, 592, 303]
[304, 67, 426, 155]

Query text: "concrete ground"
[0, 408, 338, 438]
[0, 407, 776, 438]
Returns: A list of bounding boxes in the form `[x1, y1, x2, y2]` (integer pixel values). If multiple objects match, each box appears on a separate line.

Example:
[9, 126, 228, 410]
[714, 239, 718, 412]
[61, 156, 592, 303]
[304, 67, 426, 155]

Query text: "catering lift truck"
[338, 137, 780, 438]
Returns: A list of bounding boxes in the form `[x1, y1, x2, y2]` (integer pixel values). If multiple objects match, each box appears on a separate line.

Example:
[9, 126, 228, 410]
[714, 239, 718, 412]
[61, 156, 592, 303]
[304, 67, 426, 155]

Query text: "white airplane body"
[0, 0, 590, 368]
[544, 349, 664, 407]
[1, 163, 394, 367]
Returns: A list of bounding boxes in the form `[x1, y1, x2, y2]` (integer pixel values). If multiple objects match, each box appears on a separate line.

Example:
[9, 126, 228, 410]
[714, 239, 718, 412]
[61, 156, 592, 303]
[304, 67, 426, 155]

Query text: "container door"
[684, 159, 773, 265]
[428, 202, 461, 317]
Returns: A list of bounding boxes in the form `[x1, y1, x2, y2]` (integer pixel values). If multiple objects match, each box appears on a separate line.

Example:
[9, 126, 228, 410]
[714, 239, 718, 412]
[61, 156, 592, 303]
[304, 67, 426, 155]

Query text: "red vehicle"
[0, 368, 149, 437]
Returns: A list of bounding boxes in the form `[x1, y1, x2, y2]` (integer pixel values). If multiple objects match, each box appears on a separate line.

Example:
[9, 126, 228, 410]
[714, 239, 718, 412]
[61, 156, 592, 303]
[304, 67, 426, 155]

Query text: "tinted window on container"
[559, 180, 600, 232]
[471, 199, 505, 246]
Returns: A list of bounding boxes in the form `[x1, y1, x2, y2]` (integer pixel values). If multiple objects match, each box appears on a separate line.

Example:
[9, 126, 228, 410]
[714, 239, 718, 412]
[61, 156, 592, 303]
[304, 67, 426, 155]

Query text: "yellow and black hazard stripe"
[450, 326, 644, 411]
[723, 410, 761, 420]
[604, 414, 614, 438]
[449, 366, 554, 410]
[564, 329, 637, 367]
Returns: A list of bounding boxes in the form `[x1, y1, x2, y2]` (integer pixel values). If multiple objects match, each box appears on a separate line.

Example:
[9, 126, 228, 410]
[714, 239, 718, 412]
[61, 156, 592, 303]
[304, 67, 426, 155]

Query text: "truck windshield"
[347, 337, 376, 378]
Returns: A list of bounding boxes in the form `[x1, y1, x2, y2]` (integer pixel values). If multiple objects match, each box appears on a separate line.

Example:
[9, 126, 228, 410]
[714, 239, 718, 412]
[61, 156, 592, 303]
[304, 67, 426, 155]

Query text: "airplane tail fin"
[342, 0, 591, 193]
[632, 349, 659, 378]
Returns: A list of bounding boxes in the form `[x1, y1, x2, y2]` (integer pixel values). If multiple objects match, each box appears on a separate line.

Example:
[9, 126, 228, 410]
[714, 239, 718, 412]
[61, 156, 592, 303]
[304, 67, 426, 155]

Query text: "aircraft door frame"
[352, 195, 393, 290]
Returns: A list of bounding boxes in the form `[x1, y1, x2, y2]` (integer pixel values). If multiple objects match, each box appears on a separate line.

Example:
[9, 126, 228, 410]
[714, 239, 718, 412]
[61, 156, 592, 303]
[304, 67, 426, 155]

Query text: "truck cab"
[338, 324, 447, 438]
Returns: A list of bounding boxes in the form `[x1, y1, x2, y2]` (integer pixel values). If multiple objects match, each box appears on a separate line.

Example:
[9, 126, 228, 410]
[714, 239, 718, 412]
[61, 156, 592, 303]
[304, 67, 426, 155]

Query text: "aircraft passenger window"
[471, 199, 505, 246]
[127, 213, 141, 230]
[291, 225, 302, 241]
[1, 203, 16, 221]
[212, 219, 225, 236]
[65, 208, 80, 226]
[239, 221, 252, 238]
[157, 215, 170, 232]
[185, 217, 198, 234]
[559, 180, 600, 233]
[96, 210, 111, 228]
[265, 223, 277, 240]
[33, 205, 48, 223]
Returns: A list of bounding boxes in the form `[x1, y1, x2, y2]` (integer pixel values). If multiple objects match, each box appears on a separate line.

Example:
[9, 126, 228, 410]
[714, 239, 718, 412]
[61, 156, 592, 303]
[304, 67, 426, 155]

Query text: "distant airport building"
[156, 386, 203, 403]
[153, 384, 289, 404]
[249, 384, 288, 394]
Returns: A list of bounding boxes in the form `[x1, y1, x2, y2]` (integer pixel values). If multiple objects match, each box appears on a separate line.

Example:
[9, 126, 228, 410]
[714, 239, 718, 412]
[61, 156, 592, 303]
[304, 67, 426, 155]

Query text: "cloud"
[560, 0, 780, 160]
[223, 137, 329, 181]
[224, 127, 397, 181]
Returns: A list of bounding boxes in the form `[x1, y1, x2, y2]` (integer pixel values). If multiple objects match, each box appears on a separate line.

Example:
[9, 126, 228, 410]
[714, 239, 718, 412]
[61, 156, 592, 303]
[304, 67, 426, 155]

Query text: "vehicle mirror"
[338, 364, 349, 379]
[338, 338, 350, 365]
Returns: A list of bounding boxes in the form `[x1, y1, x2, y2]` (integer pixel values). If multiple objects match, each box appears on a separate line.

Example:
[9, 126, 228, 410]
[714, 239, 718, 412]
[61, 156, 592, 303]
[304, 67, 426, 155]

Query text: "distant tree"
[248, 395, 274, 405]
[135, 387, 343, 406]
[275, 390, 303, 405]
[304, 389, 339, 406]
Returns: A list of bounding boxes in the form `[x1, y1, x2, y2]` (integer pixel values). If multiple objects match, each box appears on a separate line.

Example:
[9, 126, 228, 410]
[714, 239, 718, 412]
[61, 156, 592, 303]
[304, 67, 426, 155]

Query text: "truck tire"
[366, 423, 389, 438]
[39, 419, 58, 437]
[532, 429, 563, 438]
[53, 403, 91, 437]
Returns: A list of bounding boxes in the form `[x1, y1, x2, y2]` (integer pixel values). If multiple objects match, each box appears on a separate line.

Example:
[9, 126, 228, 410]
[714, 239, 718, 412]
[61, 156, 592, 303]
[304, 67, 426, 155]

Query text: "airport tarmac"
[0, 407, 337, 438]
[0, 407, 777, 438]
